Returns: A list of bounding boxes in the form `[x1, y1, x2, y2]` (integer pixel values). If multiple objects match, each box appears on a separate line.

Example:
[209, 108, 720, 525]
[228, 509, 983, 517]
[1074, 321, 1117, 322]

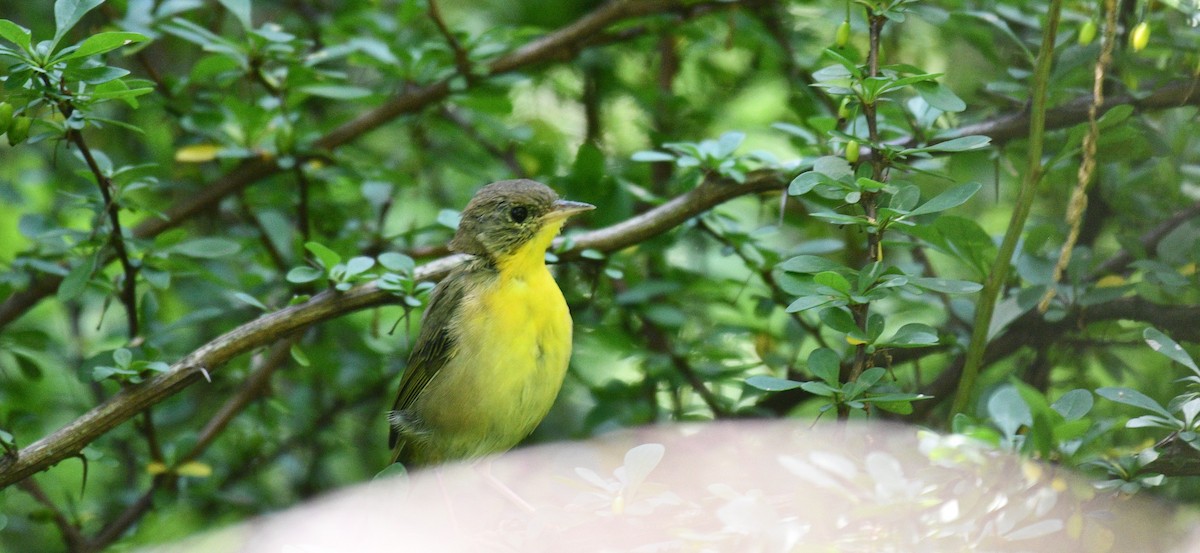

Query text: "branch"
[16, 479, 84, 551]
[0, 171, 785, 489]
[1093, 199, 1200, 277]
[952, 0, 1063, 417]
[426, 0, 472, 80]
[910, 297, 1200, 419]
[945, 78, 1200, 146]
[82, 338, 297, 551]
[1144, 432, 1200, 478]
[67, 129, 140, 340]
[0, 0, 720, 332]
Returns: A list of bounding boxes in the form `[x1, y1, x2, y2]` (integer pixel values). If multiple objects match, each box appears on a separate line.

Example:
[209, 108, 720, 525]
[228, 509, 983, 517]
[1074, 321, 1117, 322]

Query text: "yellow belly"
[410, 265, 572, 464]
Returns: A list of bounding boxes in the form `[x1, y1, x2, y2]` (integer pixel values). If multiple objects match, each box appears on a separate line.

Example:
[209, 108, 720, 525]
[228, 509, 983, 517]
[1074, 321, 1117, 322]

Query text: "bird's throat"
[495, 219, 566, 278]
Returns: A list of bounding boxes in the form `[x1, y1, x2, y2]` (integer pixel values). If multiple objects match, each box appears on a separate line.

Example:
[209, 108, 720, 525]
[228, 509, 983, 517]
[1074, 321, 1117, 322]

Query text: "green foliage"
[1, 0, 1199, 549]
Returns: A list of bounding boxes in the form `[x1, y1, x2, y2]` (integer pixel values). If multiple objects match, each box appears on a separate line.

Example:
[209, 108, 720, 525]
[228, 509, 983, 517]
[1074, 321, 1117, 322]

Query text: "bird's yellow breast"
[411, 222, 573, 462]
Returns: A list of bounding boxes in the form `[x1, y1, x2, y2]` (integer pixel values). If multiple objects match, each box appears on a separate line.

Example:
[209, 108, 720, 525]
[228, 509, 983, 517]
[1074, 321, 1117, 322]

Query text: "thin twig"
[294, 165, 312, 244]
[427, 0, 473, 79]
[438, 107, 526, 177]
[237, 194, 291, 272]
[64, 121, 140, 339]
[1092, 199, 1200, 277]
[16, 479, 85, 551]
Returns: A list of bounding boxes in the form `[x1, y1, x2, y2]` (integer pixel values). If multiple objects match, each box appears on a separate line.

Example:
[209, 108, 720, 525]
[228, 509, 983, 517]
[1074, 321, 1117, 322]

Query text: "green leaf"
[819, 307, 858, 335]
[907, 182, 982, 217]
[908, 277, 982, 294]
[298, 85, 372, 100]
[1052, 389, 1093, 421]
[0, 20, 32, 53]
[172, 238, 241, 258]
[57, 32, 148, 62]
[883, 323, 939, 347]
[436, 209, 461, 229]
[290, 344, 311, 367]
[799, 381, 838, 397]
[923, 136, 991, 153]
[808, 348, 840, 385]
[12, 350, 44, 380]
[232, 292, 268, 311]
[913, 81, 966, 112]
[305, 242, 342, 270]
[715, 131, 745, 158]
[1143, 327, 1199, 376]
[778, 255, 846, 274]
[988, 385, 1030, 443]
[217, 0, 252, 29]
[113, 348, 132, 367]
[1096, 387, 1174, 419]
[378, 252, 415, 274]
[57, 255, 96, 301]
[858, 367, 886, 388]
[631, 150, 675, 162]
[53, 0, 105, 48]
[746, 375, 804, 392]
[1052, 418, 1092, 443]
[345, 256, 375, 277]
[813, 271, 851, 294]
[786, 295, 834, 313]
[788, 172, 823, 196]
[286, 266, 323, 283]
[812, 155, 852, 181]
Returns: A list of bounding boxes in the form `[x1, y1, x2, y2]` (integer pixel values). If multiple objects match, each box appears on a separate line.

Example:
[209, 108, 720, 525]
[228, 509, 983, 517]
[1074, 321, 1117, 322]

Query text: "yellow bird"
[387, 179, 594, 467]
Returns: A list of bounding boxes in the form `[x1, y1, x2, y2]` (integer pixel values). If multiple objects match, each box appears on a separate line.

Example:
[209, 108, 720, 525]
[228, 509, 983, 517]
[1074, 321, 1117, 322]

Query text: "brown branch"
[908, 297, 1200, 419]
[1, 28, 1195, 335]
[944, 78, 1200, 146]
[1093, 199, 1200, 277]
[86, 477, 166, 552]
[0, 171, 785, 489]
[0, 0, 722, 333]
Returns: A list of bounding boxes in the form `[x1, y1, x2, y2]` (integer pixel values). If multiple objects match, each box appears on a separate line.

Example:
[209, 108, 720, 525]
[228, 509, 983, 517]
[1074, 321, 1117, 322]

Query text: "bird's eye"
[509, 206, 528, 223]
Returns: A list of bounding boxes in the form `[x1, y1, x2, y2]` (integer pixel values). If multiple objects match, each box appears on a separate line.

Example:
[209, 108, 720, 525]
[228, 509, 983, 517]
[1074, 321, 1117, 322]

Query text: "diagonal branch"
[0, 171, 785, 489]
[0, 0, 724, 333]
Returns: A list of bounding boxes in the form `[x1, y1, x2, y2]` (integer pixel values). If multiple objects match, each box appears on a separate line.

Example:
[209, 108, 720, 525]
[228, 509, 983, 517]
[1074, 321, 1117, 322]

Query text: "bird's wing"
[387, 264, 474, 450]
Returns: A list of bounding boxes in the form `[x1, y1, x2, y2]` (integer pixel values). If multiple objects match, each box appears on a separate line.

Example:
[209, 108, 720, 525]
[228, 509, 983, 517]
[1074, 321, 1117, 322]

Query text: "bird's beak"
[545, 199, 595, 221]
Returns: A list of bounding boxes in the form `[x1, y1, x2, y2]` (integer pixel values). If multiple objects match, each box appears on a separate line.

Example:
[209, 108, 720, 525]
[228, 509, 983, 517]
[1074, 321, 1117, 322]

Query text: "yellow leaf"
[174, 143, 222, 163]
[845, 335, 867, 346]
[176, 460, 213, 478]
[146, 461, 168, 475]
[1095, 275, 1127, 288]
[1067, 511, 1083, 539]
[1021, 461, 1042, 483]
[1180, 263, 1197, 277]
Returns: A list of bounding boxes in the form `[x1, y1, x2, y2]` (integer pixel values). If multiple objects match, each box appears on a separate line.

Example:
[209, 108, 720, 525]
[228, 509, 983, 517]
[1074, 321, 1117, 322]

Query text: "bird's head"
[449, 179, 594, 260]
